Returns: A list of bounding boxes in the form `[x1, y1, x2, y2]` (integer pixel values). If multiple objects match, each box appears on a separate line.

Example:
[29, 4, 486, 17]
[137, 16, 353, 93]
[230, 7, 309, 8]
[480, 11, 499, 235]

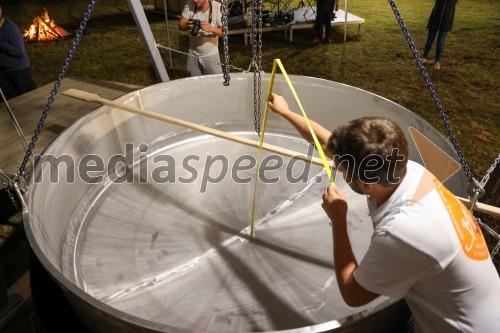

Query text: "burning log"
[23, 8, 70, 42]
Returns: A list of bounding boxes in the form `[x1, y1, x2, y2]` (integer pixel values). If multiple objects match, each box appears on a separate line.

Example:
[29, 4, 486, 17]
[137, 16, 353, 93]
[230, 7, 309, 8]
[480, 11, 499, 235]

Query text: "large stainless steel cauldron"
[24, 74, 467, 332]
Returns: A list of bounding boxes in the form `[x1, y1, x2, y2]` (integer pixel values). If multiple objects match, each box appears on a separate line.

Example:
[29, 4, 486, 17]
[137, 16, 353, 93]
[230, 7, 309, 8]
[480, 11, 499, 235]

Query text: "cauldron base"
[30, 252, 90, 333]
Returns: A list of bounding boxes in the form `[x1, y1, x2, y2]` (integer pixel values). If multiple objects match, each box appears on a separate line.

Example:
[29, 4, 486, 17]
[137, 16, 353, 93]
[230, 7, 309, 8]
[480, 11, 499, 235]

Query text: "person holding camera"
[179, 0, 223, 76]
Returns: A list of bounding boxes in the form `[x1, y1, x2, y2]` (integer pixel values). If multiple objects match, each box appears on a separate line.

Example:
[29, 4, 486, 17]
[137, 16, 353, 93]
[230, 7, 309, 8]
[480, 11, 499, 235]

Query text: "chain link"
[477, 218, 500, 259]
[389, 0, 499, 258]
[220, 0, 231, 86]
[250, 0, 262, 136]
[156, 43, 244, 72]
[0, 172, 19, 210]
[18, 0, 97, 176]
[257, 0, 263, 135]
[251, 0, 259, 135]
[480, 154, 499, 188]
[5, 184, 18, 211]
[388, 0, 476, 185]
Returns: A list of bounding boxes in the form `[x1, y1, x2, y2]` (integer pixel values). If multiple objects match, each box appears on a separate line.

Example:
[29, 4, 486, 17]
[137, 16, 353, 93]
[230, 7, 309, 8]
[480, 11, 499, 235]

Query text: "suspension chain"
[251, 0, 258, 134]
[220, 0, 231, 86]
[18, 0, 97, 176]
[387, 0, 476, 186]
[156, 43, 244, 72]
[0, 173, 18, 211]
[250, 0, 262, 135]
[388, 0, 499, 258]
[480, 154, 499, 189]
[477, 219, 500, 258]
[257, 0, 263, 134]
[5, 185, 18, 211]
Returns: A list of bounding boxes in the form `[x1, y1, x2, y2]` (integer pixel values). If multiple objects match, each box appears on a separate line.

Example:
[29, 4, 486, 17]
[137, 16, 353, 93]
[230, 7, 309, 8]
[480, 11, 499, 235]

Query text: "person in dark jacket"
[0, 5, 36, 100]
[422, 0, 457, 70]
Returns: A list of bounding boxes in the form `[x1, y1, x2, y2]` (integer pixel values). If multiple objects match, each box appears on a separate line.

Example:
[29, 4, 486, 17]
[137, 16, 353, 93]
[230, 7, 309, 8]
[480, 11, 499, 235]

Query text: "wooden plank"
[0, 77, 143, 176]
[0, 272, 31, 329]
[63, 89, 333, 168]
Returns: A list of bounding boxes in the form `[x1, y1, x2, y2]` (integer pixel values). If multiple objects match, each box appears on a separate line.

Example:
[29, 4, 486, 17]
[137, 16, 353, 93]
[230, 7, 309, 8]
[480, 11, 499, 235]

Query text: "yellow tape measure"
[250, 59, 334, 238]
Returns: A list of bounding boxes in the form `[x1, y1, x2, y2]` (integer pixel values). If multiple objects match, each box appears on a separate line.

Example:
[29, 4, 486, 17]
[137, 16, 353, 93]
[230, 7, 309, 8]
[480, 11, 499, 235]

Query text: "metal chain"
[0, 171, 18, 210]
[156, 43, 244, 72]
[18, 0, 97, 176]
[480, 154, 499, 188]
[5, 184, 18, 211]
[220, 0, 231, 86]
[387, 0, 476, 185]
[477, 218, 500, 258]
[251, 0, 260, 135]
[388, 0, 499, 258]
[257, 0, 263, 134]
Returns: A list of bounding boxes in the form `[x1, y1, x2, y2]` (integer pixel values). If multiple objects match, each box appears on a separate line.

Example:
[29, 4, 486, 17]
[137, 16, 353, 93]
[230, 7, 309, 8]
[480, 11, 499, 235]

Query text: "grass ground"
[0, 0, 498, 331]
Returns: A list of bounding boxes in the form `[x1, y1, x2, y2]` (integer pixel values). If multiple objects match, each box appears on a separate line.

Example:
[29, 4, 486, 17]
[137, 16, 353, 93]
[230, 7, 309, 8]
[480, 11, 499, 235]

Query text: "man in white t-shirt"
[178, 0, 223, 76]
[268, 93, 500, 333]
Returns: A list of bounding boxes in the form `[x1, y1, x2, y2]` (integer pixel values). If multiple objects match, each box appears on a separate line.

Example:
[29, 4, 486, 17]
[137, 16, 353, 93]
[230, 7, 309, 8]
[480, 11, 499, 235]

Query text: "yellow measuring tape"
[250, 59, 335, 238]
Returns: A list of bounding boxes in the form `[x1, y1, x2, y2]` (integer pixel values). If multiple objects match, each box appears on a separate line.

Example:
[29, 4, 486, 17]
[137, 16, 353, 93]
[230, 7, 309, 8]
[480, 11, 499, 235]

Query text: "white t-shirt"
[355, 161, 500, 333]
[181, 0, 222, 57]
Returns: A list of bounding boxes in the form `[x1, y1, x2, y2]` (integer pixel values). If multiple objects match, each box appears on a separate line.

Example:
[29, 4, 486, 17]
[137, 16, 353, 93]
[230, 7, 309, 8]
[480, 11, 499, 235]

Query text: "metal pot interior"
[24, 73, 467, 332]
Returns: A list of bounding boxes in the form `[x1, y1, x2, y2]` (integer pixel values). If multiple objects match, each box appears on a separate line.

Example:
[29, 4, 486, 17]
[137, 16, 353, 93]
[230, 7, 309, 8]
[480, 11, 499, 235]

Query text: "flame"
[23, 8, 70, 42]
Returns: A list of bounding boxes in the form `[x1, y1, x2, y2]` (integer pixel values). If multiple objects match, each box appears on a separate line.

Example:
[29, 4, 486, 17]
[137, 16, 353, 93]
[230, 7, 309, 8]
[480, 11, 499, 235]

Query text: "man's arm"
[268, 93, 333, 158]
[178, 17, 192, 31]
[322, 185, 380, 307]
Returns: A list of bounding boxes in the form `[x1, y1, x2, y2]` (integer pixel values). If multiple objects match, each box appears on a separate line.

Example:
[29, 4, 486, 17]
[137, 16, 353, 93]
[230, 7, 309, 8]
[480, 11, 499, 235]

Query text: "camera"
[190, 19, 201, 36]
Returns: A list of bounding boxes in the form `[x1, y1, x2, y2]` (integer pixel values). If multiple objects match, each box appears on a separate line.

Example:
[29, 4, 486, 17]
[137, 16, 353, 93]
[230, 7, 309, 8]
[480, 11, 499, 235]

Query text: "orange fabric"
[435, 180, 489, 260]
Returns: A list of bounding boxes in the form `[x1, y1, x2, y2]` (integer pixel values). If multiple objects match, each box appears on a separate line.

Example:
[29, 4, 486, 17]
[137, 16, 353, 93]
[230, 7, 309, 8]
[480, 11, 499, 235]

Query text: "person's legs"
[187, 52, 203, 77]
[435, 30, 448, 62]
[324, 12, 332, 39]
[423, 29, 438, 59]
[314, 0, 325, 39]
[200, 54, 222, 75]
[324, 0, 335, 39]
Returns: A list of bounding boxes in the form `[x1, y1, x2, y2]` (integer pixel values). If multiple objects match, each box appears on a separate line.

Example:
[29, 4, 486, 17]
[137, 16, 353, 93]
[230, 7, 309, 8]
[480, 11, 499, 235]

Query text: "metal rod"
[0, 89, 35, 170]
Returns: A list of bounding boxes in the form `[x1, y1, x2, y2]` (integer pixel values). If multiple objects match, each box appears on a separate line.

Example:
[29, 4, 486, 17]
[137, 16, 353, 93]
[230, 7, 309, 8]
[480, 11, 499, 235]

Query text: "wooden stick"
[63, 89, 500, 218]
[457, 197, 500, 219]
[62, 88, 332, 168]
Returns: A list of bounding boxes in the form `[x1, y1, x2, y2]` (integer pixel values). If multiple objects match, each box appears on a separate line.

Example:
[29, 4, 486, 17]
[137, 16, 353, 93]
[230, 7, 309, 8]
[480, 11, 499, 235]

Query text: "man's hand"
[178, 17, 193, 31]
[201, 21, 212, 33]
[268, 93, 290, 116]
[322, 185, 348, 224]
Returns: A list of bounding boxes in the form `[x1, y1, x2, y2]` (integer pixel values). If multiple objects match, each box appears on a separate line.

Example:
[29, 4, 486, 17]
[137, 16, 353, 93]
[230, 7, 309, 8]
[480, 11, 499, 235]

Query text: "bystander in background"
[313, 0, 339, 44]
[422, 0, 458, 70]
[0, 4, 36, 100]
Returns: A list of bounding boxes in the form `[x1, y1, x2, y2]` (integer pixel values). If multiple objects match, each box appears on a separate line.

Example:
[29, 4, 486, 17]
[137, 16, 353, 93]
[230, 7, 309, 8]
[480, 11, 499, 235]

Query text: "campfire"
[23, 8, 70, 42]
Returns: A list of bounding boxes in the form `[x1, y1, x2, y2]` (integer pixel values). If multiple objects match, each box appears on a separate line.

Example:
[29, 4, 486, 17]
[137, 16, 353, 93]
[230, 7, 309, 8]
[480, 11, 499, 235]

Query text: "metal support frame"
[127, 0, 170, 82]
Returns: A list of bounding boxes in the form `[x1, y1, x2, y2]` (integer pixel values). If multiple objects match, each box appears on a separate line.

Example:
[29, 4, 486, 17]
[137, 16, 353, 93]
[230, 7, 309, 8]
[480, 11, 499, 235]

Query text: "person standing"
[422, 0, 458, 70]
[313, 0, 339, 44]
[268, 92, 500, 333]
[0, 5, 36, 100]
[178, 0, 223, 76]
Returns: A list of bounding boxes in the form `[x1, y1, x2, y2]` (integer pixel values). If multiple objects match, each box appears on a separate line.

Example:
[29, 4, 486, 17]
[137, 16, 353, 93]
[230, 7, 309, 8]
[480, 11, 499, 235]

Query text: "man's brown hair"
[327, 117, 408, 185]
